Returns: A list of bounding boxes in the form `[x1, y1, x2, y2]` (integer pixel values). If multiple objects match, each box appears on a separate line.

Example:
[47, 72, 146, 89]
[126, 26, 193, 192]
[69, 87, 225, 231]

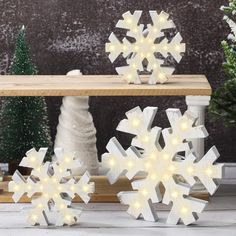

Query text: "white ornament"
[55, 70, 99, 175]
[106, 11, 185, 84]
[9, 148, 95, 226]
[102, 106, 223, 225]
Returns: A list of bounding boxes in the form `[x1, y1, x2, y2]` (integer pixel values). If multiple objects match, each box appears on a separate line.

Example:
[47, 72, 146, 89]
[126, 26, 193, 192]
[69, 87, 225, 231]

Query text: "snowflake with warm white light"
[106, 11, 185, 84]
[102, 106, 223, 225]
[9, 148, 94, 226]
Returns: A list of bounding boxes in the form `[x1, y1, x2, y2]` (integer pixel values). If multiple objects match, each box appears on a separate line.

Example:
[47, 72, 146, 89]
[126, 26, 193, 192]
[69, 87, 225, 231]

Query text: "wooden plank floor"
[0, 201, 236, 236]
[0, 75, 211, 96]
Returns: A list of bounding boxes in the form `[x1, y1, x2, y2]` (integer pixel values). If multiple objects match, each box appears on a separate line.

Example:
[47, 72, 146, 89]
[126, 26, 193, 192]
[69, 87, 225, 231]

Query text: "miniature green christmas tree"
[209, 0, 236, 126]
[0, 26, 52, 164]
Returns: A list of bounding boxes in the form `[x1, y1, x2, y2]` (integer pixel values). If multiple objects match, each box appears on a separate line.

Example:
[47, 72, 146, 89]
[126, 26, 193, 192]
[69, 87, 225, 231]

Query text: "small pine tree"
[0, 26, 52, 163]
[209, 0, 236, 126]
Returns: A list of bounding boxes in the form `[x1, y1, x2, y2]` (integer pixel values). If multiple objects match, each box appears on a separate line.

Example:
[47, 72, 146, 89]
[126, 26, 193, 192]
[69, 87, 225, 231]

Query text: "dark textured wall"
[0, 0, 234, 162]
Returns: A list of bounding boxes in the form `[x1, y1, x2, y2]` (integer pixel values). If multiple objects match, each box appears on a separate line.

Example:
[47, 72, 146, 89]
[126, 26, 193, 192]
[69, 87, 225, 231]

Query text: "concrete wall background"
[0, 0, 234, 162]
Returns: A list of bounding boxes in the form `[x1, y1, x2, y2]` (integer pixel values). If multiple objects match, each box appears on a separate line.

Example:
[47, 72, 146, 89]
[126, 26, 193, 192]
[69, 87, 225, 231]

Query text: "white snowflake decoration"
[9, 148, 95, 226]
[105, 11, 185, 84]
[102, 106, 223, 225]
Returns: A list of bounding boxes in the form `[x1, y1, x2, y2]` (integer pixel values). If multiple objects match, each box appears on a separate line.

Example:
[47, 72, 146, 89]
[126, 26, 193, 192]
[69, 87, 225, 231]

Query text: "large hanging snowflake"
[9, 148, 95, 226]
[105, 11, 185, 84]
[102, 106, 223, 225]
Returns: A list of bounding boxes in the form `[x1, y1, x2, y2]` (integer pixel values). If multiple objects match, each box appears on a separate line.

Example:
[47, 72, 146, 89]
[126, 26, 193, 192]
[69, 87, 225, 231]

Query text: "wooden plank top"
[0, 74, 212, 96]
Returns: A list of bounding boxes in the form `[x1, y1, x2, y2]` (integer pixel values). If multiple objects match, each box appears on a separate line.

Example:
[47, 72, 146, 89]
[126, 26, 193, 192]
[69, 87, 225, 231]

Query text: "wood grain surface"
[0, 75, 211, 96]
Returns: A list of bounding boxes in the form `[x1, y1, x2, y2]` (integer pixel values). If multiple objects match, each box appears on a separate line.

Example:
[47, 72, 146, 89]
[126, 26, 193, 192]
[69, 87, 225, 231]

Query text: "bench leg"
[186, 96, 211, 160]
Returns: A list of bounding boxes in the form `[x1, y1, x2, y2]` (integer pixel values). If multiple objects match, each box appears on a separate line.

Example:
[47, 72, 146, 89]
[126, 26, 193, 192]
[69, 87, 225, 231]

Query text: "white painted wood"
[186, 96, 211, 160]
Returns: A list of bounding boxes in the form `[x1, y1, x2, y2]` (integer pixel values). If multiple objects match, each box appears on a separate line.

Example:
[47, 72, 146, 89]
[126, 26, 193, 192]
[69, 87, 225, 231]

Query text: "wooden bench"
[0, 74, 212, 202]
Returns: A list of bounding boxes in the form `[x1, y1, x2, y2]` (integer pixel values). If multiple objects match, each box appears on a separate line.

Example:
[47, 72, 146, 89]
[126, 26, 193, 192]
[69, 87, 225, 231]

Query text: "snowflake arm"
[19, 147, 47, 171]
[103, 137, 145, 184]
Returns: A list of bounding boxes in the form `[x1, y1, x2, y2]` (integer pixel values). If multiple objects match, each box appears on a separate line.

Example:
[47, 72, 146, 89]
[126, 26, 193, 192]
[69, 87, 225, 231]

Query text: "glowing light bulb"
[44, 193, 49, 198]
[169, 165, 176, 172]
[163, 45, 168, 51]
[30, 156, 36, 163]
[134, 202, 141, 209]
[36, 167, 41, 172]
[171, 191, 179, 198]
[123, 45, 128, 51]
[31, 214, 38, 221]
[133, 28, 138, 33]
[153, 63, 158, 69]
[59, 168, 63, 173]
[52, 178, 57, 183]
[127, 74, 132, 80]
[27, 185, 32, 190]
[109, 45, 115, 51]
[180, 122, 189, 131]
[58, 186, 62, 191]
[163, 174, 170, 180]
[146, 53, 151, 58]
[60, 204, 66, 209]
[150, 153, 157, 160]
[126, 18, 132, 24]
[140, 38, 144, 43]
[175, 45, 181, 52]
[39, 185, 43, 190]
[145, 161, 151, 169]
[142, 135, 150, 143]
[65, 214, 73, 222]
[14, 185, 19, 191]
[206, 168, 213, 176]
[181, 206, 189, 214]
[140, 53, 145, 58]
[153, 28, 158, 33]
[162, 153, 170, 160]
[65, 157, 71, 163]
[159, 17, 165, 22]
[141, 189, 148, 196]
[83, 185, 89, 193]
[37, 204, 43, 209]
[43, 178, 48, 183]
[131, 118, 140, 127]
[172, 137, 179, 145]
[152, 45, 156, 50]
[127, 161, 133, 168]
[132, 63, 137, 69]
[159, 73, 165, 79]
[109, 159, 115, 167]
[70, 186, 75, 191]
[187, 166, 194, 174]
[135, 45, 139, 51]
[151, 174, 157, 180]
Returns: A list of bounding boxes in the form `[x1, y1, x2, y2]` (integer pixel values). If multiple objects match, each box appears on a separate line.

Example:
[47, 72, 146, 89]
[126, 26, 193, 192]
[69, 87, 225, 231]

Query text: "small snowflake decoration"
[9, 148, 95, 226]
[106, 11, 185, 84]
[102, 106, 223, 225]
